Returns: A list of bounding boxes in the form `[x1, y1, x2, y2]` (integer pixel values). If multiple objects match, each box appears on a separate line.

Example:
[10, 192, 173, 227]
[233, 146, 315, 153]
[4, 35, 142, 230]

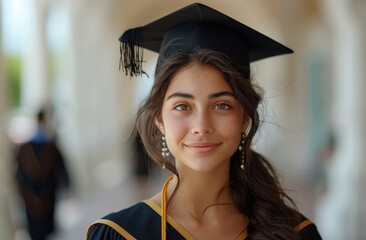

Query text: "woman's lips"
[185, 142, 221, 153]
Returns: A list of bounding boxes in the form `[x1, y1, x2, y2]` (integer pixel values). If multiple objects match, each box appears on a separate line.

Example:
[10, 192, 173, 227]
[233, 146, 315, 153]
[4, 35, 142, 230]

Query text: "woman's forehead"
[165, 64, 233, 95]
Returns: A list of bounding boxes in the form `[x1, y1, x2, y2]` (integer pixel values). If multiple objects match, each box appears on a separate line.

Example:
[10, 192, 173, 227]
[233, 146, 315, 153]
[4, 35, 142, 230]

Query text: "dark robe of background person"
[14, 110, 70, 240]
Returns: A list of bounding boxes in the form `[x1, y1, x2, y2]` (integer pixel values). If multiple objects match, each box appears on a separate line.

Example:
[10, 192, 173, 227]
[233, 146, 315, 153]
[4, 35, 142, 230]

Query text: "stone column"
[316, 0, 366, 239]
[57, 0, 131, 195]
[21, 0, 50, 110]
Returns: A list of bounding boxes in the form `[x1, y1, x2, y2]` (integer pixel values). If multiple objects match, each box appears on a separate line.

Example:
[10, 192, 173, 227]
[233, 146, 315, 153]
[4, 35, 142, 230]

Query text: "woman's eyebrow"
[209, 91, 235, 99]
[167, 92, 194, 100]
[167, 91, 235, 100]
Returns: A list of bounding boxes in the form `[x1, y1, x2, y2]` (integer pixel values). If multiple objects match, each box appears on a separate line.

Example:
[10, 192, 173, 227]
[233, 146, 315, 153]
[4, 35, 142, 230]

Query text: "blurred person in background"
[87, 3, 322, 240]
[14, 109, 70, 240]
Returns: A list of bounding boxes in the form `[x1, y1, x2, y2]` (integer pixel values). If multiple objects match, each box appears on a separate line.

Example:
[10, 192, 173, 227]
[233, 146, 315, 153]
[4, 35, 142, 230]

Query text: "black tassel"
[119, 27, 148, 77]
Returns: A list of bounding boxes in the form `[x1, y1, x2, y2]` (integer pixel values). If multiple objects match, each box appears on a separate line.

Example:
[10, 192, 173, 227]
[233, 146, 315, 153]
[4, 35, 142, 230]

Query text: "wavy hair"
[134, 49, 300, 239]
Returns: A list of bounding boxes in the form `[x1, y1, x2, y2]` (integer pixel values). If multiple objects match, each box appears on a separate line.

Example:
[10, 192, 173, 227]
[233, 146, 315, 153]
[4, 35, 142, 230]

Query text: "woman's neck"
[166, 171, 235, 222]
[149, 169, 248, 239]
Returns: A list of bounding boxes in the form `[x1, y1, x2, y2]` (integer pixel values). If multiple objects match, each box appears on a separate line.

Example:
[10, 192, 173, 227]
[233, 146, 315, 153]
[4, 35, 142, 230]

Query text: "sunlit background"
[0, 0, 365, 239]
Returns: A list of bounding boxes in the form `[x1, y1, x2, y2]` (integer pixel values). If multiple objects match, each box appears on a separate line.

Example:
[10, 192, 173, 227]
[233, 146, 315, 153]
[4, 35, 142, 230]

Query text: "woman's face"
[156, 63, 248, 174]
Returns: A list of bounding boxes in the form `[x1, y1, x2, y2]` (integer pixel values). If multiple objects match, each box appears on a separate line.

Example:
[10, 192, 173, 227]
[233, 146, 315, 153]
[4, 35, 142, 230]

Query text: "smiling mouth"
[185, 143, 221, 153]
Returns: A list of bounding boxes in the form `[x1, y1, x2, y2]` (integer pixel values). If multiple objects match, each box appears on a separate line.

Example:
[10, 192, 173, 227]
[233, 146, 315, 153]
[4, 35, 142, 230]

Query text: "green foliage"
[5, 55, 21, 107]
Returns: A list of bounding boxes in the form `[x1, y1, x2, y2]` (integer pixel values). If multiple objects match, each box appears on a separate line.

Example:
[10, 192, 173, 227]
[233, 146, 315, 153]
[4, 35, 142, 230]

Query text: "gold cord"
[161, 176, 174, 240]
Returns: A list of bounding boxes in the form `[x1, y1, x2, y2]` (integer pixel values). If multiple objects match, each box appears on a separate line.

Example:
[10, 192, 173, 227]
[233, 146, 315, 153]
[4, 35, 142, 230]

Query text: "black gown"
[87, 199, 322, 240]
[15, 140, 70, 240]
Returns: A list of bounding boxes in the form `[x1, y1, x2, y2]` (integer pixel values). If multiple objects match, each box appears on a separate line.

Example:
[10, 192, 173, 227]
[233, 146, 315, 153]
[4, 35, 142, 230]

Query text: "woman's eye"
[173, 104, 190, 111]
[213, 103, 230, 110]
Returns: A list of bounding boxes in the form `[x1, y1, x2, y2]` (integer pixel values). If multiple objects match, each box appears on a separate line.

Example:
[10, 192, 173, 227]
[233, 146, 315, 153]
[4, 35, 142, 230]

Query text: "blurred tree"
[5, 55, 21, 107]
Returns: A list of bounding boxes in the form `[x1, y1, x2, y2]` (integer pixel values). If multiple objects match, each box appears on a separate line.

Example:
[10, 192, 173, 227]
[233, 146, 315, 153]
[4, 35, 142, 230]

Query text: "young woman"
[87, 3, 322, 240]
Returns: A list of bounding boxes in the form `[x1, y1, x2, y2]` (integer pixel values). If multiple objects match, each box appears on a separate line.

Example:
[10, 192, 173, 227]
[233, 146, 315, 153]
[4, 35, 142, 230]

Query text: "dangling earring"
[161, 135, 170, 169]
[238, 133, 245, 170]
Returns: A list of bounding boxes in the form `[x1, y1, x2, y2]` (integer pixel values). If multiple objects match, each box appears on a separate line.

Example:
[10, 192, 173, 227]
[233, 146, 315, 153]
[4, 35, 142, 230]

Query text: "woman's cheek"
[162, 112, 187, 136]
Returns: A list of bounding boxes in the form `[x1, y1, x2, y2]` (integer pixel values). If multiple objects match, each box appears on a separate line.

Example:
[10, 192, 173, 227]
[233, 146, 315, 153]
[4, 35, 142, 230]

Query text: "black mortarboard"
[119, 3, 293, 77]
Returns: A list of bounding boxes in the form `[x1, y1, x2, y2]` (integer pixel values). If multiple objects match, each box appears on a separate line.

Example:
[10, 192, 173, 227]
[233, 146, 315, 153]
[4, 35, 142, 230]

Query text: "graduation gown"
[15, 140, 70, 240]
[86, 199, 322, 240]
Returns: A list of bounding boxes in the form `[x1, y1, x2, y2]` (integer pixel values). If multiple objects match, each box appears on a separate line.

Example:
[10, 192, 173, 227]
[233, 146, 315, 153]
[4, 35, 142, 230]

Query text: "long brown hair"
[135, 49, 300, 239]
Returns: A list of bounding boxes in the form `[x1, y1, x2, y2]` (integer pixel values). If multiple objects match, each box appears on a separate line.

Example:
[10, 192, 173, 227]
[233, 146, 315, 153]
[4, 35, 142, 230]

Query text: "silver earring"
[238, 133, 245, 170]
[161, 135, 170, 169]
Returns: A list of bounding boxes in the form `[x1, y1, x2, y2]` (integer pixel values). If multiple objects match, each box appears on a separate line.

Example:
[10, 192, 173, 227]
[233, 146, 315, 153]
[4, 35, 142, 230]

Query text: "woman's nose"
[190, 111, 214, 135]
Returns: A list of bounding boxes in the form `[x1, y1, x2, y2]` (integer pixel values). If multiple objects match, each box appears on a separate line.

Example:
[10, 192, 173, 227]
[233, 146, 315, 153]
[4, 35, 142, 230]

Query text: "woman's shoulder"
[295, 213, 322, 240]
[86, 201, 161, 240]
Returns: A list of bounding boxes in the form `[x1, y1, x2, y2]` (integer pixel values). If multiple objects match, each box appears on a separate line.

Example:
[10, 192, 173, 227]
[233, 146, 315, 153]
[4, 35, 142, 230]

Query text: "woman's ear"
[242, 116, 251, 132]
[155, 117, 165, 134]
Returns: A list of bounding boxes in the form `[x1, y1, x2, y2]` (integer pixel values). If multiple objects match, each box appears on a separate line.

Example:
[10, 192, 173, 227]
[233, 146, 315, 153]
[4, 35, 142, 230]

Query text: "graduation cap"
[119, 3, 293, 77]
